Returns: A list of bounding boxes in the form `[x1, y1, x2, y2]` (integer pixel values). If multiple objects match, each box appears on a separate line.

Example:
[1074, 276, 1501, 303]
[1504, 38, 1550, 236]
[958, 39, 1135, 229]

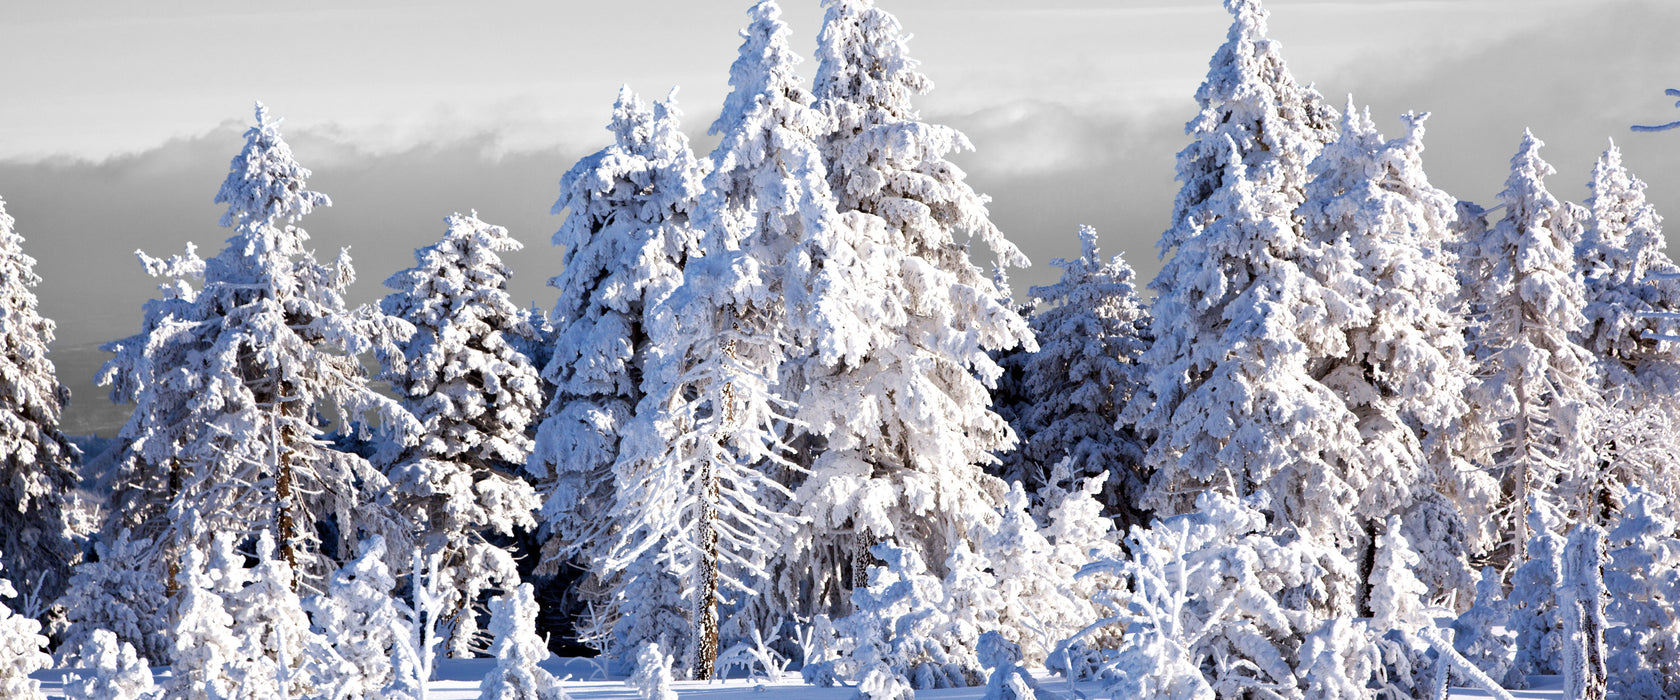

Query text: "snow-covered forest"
[3, 0, 1679, 698]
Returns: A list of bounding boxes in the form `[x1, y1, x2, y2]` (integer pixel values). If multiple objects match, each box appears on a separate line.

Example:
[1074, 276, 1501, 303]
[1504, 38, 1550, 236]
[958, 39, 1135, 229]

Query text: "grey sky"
[2, 0, 1678, 434]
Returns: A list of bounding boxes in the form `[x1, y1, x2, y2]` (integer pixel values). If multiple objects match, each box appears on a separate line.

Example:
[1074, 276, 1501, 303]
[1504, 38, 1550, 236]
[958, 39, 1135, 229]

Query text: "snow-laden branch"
[1631, 89, 1680, 132]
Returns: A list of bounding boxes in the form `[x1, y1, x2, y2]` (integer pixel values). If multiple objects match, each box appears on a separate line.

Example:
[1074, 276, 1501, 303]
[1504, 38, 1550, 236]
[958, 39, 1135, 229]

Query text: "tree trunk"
[690, 455, 720, 681]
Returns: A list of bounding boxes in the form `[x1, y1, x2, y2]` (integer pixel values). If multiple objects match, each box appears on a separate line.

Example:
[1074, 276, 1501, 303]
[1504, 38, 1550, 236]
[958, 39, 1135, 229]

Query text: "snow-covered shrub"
[978, 631, 1041, 700]
[0, 554, 50, 700]
[307, 536, 405, 696]
[59, 529, 170, 666]
[386, 549, 446, 700]
[1296, 618, 1380, 700]
[628, 642, 676, 700]
[166, 543, 240, 700]
[813, 543, 982, 692]
[480, 583, 566, 700]
[1506, 502, 1566, 687]
[62, 629, 155, 700]
[1062, 492, 1338, 699]
[1603, 488, 1680, 700]
[1369, 515, 1429, 634]
[227, 530, 327, 699]
[1452, 567, 1514, 683]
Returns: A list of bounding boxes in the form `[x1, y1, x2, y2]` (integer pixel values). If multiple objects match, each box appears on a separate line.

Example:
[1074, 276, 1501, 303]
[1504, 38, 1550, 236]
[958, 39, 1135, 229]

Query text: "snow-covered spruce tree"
[59, 529, 170, 666]
[306, 535, 405, 696]
[530, 85, 703, 567]
[1575, 144, 1680, 523]
[1603, 488, 1680, 700]
[166, 541, 241, 700]
[480, 583, 567, 700]
[595, 1, 819, 679]
[378, 211, 542, 655]
[99, 102, 417, 593]
[1461, 131, 1601, 562]
[63, 629, 156, 700]
[1000, 227, 1150, 527]
[1577, 142, 1680, 396]
[1298, 106, 1493, 606]
[0, 554, 51, 700]
[791, 0, 1033, 623]
[1131, 0, 1365, 571]
[0, 197, 82, 603]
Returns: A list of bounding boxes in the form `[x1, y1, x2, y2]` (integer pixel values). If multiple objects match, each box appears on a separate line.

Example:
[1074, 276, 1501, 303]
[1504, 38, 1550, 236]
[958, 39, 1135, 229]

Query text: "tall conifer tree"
[1132, 0, 1362, 559]
[0, 197, 81, 600]
[1462, 131, 1601, 562]
[101, 103, 417, 595]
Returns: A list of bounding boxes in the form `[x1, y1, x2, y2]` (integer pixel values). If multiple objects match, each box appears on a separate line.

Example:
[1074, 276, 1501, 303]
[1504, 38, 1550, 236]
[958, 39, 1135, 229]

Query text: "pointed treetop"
[1500, 129, 1562, 225]
[610, 85, 655, 154]
[214, 101, 330, 230]
[813, 0, 930, 129]
[711, 0, 813, 137]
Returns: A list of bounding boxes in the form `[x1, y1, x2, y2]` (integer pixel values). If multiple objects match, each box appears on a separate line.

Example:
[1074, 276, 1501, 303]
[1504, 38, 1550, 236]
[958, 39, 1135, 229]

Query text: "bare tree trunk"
[690, 456, 720, 681]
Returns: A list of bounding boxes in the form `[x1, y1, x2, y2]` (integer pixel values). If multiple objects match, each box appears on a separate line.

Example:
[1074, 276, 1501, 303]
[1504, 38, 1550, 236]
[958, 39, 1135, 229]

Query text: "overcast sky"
[3, 0, 1678, 434]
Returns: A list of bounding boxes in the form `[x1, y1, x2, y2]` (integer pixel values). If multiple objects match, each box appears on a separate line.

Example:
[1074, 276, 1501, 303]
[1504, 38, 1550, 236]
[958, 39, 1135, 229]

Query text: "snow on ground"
[31, 657, 1566, 699]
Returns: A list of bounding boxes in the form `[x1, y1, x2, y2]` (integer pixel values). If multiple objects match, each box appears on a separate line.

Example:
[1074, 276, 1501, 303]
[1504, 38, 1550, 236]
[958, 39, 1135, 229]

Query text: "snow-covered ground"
[31, 657, 1565, 699]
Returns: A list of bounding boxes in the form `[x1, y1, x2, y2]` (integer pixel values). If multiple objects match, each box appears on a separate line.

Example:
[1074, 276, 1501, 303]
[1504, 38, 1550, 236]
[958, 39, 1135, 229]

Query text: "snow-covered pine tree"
[59, 529, 170, 666]
[531, 85, 703, 567]
[1462, 131, 1601, 562]
[63, 629, 156, 700]
[479, 583, 566, 700]
[378, 211, 542, 654]
[0, 554, 51, 700]
[1577, 142, 1680, 392]
[1000, 227, 1150, 527]
[1575, 143, 1680, 523]
[306, 535, 405, 696]
[0, 197, 82, 603]
[595, 0, 819, 678]
[1297, 106, 1494, 606]
[1132, 0, 1362, 563]
[792, 0, 1033, 622]
[99, 102, 418, 593]
[166, 541, 241, 700]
